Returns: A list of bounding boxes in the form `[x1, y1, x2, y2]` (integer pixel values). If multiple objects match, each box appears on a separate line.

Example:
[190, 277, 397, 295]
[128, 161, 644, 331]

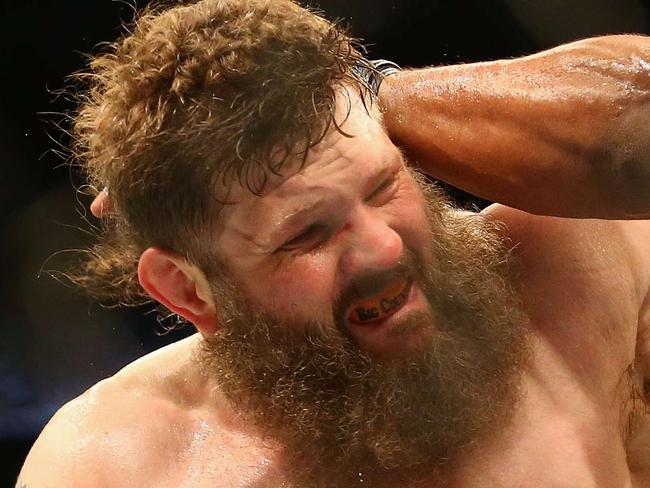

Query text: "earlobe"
[138, 247, 219, 334]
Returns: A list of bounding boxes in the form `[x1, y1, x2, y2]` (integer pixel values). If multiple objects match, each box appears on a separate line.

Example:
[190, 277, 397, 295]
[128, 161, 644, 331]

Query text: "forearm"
[380, 35, 650, 218]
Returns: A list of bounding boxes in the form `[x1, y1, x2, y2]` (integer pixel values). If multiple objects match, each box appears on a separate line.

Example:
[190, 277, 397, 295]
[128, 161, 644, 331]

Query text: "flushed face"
[213, 93, 437, 358]
[201, 90, 529, 486]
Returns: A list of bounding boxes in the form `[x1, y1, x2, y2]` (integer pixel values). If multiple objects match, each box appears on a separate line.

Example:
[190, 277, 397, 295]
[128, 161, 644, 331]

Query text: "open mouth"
[346, 278, 413, 325]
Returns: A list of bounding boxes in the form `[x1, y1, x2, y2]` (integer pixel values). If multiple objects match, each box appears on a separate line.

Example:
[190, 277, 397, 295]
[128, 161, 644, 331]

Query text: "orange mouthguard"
[347, 280, 410, 324]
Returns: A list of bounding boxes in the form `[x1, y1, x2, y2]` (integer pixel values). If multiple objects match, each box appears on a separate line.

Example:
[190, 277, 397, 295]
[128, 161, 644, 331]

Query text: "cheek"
[262, 253, 337, 320]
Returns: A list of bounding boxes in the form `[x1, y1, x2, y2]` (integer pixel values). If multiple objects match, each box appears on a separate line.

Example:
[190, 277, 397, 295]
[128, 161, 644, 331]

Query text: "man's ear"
[138, 247, 218, 335]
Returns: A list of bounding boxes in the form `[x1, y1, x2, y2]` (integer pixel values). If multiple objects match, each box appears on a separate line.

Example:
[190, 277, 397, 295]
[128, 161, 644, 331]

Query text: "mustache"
[333, 250, 424, 324]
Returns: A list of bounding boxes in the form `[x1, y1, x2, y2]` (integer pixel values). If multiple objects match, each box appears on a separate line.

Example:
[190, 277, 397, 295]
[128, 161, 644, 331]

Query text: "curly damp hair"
[68, 0, 376, 306]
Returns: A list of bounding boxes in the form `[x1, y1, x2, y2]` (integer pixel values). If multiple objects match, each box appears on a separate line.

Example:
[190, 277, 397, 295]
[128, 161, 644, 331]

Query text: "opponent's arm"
[379, 35, 650, 219]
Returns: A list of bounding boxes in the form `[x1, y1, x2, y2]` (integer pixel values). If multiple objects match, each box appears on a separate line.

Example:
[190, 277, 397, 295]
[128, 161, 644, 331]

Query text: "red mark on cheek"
[342, 223, 352, 232]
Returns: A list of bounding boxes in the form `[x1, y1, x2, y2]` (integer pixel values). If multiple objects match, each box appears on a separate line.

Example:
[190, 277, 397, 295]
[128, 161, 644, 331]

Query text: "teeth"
[347, 280, 411, 325]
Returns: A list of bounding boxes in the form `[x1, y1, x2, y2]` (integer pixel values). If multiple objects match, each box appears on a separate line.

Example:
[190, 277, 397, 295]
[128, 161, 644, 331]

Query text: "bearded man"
[18, 0, 650, 487]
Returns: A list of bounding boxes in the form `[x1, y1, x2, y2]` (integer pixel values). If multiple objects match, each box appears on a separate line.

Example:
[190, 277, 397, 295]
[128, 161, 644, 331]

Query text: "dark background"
[1, 0, 648, 484]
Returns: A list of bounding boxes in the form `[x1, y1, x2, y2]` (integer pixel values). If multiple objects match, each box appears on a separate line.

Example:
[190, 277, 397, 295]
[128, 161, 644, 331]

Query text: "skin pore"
[193, 91, 531, 487]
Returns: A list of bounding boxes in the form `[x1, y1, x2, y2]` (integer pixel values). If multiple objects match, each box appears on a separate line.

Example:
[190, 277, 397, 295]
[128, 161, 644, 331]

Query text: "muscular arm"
[380, 35, 650, 219]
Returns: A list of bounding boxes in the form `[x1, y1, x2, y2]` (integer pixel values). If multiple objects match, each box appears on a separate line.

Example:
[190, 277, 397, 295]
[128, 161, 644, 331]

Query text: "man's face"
[200, 91, 529, 485]
[213, 94, 436, 357]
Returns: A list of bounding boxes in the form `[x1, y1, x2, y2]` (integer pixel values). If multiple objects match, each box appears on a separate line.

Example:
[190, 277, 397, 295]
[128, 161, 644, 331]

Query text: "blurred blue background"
[2, 0, 649, 484]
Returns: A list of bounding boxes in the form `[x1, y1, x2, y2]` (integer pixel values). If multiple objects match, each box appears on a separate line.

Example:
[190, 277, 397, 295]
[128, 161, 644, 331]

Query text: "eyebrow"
[366, 160, 399, 197]
[266, 199, 329, 245]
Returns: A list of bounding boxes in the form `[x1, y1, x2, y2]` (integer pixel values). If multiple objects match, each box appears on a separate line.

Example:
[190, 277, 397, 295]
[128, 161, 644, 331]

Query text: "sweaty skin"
[380, 35, 650, 219]
[20, 97, 650, 488]
[18, 36, 650, 487]
[18, 209, 650, 488]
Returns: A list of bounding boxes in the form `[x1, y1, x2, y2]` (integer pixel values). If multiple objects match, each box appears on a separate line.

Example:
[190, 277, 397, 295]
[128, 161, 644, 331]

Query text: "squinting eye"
[280, 224, 328, 251]
[367, 173, 399, 202]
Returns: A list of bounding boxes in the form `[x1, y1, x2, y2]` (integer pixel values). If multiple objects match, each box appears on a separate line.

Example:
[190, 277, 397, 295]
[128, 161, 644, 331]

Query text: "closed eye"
[280, 223, 328, 251]
[366, 172, 400, 203]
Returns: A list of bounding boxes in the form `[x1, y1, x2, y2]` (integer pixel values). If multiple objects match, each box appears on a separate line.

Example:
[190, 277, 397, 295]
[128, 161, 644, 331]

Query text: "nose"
[339, 207, 403, 276]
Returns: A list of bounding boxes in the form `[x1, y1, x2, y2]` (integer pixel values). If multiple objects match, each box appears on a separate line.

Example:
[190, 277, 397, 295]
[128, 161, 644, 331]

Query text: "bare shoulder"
[482, 203, 650, 378]
[17, 377, 163, 487]
[482, 203, 650, 297]
[17, 335, 205, 487]
[16, 382, 114, 487]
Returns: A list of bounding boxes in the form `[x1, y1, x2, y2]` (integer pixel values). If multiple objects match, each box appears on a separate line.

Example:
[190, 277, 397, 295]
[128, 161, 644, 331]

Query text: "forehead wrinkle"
[228, 160, 383, 254]
[275, 139, 356, 196]
[219, 91, 396, 249]
[227, 181, 337, 252]
[224, 145, 396, 245]
[275, 134, 348, 194]
[236, 127, 398, 242]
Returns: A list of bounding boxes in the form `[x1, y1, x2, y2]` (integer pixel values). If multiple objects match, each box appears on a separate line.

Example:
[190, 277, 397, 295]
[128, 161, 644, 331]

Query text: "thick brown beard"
[198, 174, 530, 487]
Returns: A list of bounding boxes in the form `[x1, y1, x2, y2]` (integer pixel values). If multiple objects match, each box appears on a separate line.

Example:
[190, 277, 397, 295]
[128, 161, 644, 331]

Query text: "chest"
[466, 217, 650, 487]
[158, 409, 646, 488]
[162, 342, 649, 488]
[444, 339, 645, 488]
[505, 212, 647, 414]
[165, 305, 647, 488]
